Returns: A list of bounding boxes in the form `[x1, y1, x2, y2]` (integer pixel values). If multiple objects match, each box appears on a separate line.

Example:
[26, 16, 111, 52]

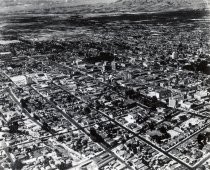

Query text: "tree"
[84, 107, 91, 114]
[42, 122, 53, 133]
[33, 113, 40, 121]
[57, 162, 66, 170]
[90, 127, 104, 143]
[179, 115, 187, 121]
[9, 122, 19, 133]
[197, 60, 208, 72]
[13, 159, 24, 170]
[159, 126, 167, 134]
[20, 99, 27, 109]
[57, 136, 64, 142]
[95, 100, 102, 110]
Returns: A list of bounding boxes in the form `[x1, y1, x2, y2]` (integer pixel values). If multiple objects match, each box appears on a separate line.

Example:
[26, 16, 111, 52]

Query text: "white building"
[169, 98, 176, 108]
[194, 90, 208, 100]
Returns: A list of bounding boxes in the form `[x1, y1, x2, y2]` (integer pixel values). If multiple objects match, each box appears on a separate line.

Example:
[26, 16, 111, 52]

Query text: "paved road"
[167, 121, 210, 152]
[31, 85, 134, 170]
[28, 55, 194, 169]
[55, 82, 192, 169]
[7, 87, 43, 128]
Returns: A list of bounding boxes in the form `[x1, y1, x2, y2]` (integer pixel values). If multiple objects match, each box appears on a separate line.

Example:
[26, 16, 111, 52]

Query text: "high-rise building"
[169, 97, 176, 108]
[124, 71, 132, 81]
[111, 60, 116, 70]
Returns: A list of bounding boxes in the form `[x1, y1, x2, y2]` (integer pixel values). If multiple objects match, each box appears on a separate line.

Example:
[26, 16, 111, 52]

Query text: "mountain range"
[0, 0, 117, 14]
[111, 0, 208, 12]
[0, 0, 208, 14]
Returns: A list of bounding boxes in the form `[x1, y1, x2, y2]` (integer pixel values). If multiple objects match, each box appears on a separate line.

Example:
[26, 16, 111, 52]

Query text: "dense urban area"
[0, 10, 210, 170]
